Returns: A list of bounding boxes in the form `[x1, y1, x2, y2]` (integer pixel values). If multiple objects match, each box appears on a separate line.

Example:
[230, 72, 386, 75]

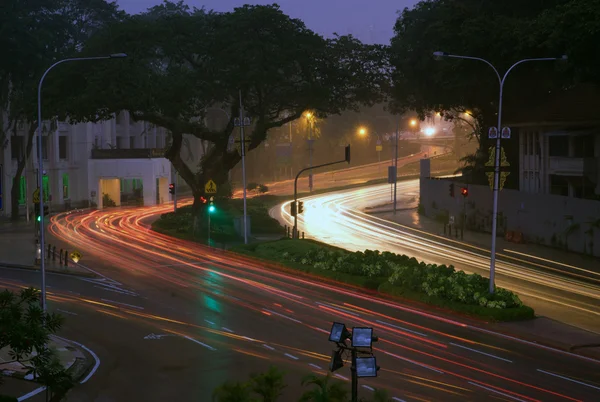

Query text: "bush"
[233, 240, 534, 321]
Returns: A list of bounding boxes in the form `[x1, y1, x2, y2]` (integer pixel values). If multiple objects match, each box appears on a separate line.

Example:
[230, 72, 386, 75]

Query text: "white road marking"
[309, 363, 323, 370]
[263, 344, 275, 350]
[468, 382, 528, 402]
[392, 397, 407, 402]
[537, 369, 600, 391]
[284, 353, 299, 360]
[94, 285, 131, 296]
[450, 342, 513, 363]
[362, 385, 374, 391]
[100, 298, 143, 310]
[263, 308, 302, 323]
[53, 337, 100, 384]
[17, 386, 46, 401]
[334, 374, 349, 381]
[242, 336, 255, 342]
[204, 319, 215, 325]
[57, 309, 78, 316]
[222, 327, 234, 333]
[381, 350, 443, 374]
[375, 319, 428, 337]
[183, 335, 216, 351]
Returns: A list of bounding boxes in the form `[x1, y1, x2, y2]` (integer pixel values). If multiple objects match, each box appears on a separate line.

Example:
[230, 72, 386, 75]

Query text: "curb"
[0, 262, 97, 278]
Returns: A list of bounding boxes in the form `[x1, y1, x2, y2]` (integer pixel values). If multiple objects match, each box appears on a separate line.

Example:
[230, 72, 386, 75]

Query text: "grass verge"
[231, 239, 535, 322]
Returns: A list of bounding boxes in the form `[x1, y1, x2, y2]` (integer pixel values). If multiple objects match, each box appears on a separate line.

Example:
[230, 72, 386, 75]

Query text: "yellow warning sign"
[33, 188, 40, 204]
[205, 180, 217, 194]
[70, 250, 82, 263]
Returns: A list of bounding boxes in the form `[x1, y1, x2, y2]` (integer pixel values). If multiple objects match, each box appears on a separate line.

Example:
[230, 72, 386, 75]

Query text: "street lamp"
[433, 51, 567, 294]
[410, 119, 418, 127]
[358, 127, 367, 136]
[36, 53, 127, 312]
[304, 111, 315, 191]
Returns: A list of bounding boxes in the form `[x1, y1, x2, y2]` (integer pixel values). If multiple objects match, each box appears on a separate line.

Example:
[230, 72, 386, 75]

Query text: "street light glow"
[304, 111, 312, 119]
[358, 127, 367, 136]
[424, 127, 436, 136]
[410, 119, 417, 126]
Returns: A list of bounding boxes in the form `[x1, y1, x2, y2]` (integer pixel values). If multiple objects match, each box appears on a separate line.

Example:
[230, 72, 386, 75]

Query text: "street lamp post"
[433, 51, 567, 294]
[36, 53, 127, 312]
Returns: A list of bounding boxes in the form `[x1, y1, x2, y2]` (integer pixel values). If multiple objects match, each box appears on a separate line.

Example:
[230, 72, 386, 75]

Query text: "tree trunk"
[10, 123, 36, 221]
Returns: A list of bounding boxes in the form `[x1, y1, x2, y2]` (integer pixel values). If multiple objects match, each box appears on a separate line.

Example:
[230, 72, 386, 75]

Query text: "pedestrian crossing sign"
[205, 180, 217, 194]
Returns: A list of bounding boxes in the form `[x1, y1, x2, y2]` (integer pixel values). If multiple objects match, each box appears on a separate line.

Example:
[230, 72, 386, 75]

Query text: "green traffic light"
[208, 205, 216, 213]
[37, 216, 41, 222]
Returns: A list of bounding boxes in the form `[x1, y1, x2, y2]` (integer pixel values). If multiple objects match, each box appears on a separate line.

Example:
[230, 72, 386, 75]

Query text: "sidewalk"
[0, 220, 93, 277]
[0, 336, 94, 401]
[368, 206, 600, 359]
[373, 207, 600, 274]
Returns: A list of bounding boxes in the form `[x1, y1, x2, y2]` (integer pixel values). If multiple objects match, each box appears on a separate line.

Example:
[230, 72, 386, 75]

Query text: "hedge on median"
[235, 239, 535, 322]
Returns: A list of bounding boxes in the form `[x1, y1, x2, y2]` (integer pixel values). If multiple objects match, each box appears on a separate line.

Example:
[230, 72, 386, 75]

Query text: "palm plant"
[212, 380, 255, 402]
[250, 366, 286, 402]
[298, 373, 348, 402]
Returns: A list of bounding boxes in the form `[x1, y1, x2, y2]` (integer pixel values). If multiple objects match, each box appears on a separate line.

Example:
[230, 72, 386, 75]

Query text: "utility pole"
[173, 173, 177, 213]
[308, 117, 314, 191]
[238, 90, 249, 244]
[393, 120, 399, 215]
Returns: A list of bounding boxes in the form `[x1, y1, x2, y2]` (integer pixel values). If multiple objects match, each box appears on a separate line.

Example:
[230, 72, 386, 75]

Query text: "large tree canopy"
[389, 0, 599, 187]
[55, 2, 389, 208]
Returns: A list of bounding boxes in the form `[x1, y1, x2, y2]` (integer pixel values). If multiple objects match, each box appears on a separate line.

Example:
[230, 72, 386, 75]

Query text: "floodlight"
[329, 322, 350, 343]
[351, 327, 373, 348]
[355, 356, 379, 378]
[329, 349, 344, 373]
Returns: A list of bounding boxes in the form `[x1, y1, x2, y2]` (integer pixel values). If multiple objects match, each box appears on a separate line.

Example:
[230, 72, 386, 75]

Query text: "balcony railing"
[548, 157, 584, 175]
[90, 148, 167, 159]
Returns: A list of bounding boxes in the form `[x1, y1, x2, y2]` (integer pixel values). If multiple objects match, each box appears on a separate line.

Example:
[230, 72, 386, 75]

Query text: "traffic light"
[449, 183, 455, 198]
[208, 197, 215, 213]
[345, 145, 351, 164]
[169, 183, 175, 195]
[200, 196, 207, 204]
[298, 201, 304, 214]
[290, 202, 297, 216]
[34, 204, 40, 221]
[43, 205, 48, 216]
[461, 187, 469, 197]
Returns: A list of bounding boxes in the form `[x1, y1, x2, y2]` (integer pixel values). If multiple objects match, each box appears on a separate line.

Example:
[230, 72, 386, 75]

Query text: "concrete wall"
[89, 158, 171, 208]
[419, 175, 600, 256]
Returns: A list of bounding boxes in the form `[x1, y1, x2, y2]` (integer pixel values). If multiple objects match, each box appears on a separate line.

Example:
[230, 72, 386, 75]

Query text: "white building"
[0, 111, 206, 218]
[518, 127, 600, 198]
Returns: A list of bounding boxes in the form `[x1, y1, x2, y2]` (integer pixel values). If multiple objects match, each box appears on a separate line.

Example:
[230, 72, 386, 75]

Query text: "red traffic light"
[200, 196, 207, 204]
[461, 187, 468, 197]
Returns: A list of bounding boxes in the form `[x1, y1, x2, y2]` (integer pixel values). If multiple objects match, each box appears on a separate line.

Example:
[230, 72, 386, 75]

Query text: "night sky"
[115, 0, 419, 44]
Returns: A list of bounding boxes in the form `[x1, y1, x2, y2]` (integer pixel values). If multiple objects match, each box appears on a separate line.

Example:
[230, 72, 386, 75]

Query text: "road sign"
[69, 250, 82, 263]
[488, 127, 498, 139]
[501, 127, 511, 139]
[33, 187, 40, 204]
[376, 145, 383, 152]
[205, 180, 217, 194]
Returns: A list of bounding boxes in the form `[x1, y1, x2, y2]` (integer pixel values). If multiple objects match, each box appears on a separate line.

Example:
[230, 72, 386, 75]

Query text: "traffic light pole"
[173, 175, 178, 213]
[293, 148, 349, 238]
[351, 348, 358, 402]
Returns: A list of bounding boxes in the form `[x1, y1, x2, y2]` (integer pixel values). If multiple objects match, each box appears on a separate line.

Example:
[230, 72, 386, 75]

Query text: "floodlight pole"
[351, 348, 358, 402]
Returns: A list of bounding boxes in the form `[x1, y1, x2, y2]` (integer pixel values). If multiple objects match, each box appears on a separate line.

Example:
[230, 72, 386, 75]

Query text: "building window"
[62, 174, 69, 199]
[59, 135, 68, 159]
[550, 174, 569, 196]
[130, 136, 135, 149]
[11, 136, 24, 160]
[573, 134, 594, 158]
[35, 136, 48, 161]
[548, 135, 568, 157]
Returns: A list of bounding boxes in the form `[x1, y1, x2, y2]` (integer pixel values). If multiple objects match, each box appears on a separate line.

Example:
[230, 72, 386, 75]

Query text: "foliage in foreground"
[0, 288, 73, 398]
[234, 240, 535, 321]
[212, 367, 392, 402]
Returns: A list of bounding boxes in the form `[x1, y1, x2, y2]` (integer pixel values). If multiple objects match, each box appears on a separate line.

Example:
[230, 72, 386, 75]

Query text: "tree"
[1, 0, 124, 220]
[298, 373, 348, 402]
[0, 287, 72, 398]
[389, 0, 573, 187]
[54, 2, 388, 216]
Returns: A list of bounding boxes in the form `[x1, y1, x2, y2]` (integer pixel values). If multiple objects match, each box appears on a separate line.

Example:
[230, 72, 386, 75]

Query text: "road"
[8, 204, 594, 401]
[270, 181, 600, 334]
[236, 145, 446, 197]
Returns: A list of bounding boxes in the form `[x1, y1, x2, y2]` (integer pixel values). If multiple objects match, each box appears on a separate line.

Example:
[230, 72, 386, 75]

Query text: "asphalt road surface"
[270, 180, 600, 334]
[9, 205, 596, 401]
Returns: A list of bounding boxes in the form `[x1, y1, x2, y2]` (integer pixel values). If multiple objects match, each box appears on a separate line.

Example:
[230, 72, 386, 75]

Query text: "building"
[513, 86, 600, 199]
[0, 111, 201, 218]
